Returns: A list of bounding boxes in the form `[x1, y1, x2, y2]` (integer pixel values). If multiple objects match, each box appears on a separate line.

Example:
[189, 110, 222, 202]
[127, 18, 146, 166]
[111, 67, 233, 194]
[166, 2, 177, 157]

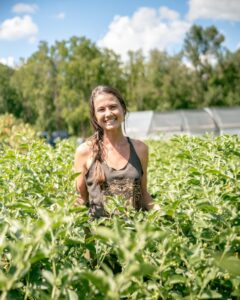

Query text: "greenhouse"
[125, 107, 240, 139]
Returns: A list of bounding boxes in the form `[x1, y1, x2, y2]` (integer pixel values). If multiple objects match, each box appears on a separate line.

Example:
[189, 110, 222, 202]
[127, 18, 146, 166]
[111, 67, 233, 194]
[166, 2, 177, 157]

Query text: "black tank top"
[85, 137, 144, 218]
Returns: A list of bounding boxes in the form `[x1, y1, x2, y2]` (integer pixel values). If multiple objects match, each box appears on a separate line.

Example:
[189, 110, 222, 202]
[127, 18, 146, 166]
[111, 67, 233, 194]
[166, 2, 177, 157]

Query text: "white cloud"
[188, 0, 240, 21]
[0, 56, 15, 68]
[159, 6, 180, 21]
[183, 53, 218, 70]
[0, 15, 38, 42]
[200, 53, 218, 66]
[97, 6, 191, 60]
[237, 42, 240, 50]
[55, 12, 66, 20]
[12, 3, 38, 14]
[182, 57, 194, 70]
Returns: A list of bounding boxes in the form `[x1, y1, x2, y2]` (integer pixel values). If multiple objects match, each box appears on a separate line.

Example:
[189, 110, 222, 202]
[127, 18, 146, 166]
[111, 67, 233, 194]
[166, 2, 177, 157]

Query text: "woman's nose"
[105, 108, 112, 117]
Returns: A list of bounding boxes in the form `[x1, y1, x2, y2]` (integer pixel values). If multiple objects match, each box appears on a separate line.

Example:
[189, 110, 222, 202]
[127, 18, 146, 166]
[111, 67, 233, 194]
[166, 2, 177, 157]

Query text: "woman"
[74, 85, 156, 218]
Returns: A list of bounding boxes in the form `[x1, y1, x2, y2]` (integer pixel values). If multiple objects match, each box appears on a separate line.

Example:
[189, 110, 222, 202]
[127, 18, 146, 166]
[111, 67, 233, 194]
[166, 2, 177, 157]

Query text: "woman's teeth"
[105, 118, 116, 125]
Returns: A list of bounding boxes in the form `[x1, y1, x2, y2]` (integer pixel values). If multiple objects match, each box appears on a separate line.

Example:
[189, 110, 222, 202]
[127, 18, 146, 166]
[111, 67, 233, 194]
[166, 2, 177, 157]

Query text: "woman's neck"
[102, 129, 127, 147]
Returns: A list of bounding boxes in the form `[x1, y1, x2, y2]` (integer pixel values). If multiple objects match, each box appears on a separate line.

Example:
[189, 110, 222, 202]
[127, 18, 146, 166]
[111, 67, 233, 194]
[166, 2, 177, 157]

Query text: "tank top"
[85, 137, 144, 218]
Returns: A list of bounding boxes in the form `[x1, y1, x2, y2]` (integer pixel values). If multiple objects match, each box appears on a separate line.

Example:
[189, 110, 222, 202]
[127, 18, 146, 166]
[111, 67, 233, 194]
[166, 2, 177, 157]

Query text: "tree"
[184, 25, 225, 70]
[144, 50, 171, 110]
[51, 36, 126, 135]
[124, 50, 147, 110]
[7, 25, 238, 135]
[143, 50, 193, 110]
[183, 25, 225, 106]
[12, 41, 58, 130]
[206, 49, 240, 107]
[0, 64, 22, 116]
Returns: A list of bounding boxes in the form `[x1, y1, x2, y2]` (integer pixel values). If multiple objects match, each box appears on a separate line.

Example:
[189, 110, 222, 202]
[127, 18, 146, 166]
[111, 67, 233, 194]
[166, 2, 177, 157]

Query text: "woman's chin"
[104, 124, 119, 131]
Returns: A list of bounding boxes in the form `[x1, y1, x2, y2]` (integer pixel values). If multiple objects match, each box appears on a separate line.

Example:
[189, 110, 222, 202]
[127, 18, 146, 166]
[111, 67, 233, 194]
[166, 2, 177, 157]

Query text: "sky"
[0, 0, 240, 67]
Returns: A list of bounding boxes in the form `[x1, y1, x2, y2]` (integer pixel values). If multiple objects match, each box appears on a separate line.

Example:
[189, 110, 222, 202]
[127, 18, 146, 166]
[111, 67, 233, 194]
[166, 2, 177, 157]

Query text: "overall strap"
[126, 137, 144, 175]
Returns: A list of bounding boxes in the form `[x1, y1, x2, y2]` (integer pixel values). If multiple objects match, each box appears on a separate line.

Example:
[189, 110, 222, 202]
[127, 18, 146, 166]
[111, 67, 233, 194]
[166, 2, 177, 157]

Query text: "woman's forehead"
[94, 93, 119, 106]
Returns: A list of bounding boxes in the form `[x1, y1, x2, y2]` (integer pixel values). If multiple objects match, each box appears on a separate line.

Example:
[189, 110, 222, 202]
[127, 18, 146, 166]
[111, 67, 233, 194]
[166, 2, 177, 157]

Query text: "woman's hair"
[89, 85, 127, 184]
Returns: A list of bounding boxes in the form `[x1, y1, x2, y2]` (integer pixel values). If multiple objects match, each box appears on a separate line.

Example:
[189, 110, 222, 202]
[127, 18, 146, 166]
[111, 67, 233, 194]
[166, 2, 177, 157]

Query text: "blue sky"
[0, 0, 240, 67]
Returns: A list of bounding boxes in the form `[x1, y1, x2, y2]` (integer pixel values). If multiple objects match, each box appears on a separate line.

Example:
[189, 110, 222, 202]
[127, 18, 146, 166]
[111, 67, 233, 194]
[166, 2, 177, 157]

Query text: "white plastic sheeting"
[124, 111, 153, 139]
[125, 107, 240, 139]
[206, 107, 240, 134]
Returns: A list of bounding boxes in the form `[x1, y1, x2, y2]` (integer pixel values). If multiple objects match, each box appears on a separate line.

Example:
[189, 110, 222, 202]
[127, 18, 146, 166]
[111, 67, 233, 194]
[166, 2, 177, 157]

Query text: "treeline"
[1, 25, 240, 136]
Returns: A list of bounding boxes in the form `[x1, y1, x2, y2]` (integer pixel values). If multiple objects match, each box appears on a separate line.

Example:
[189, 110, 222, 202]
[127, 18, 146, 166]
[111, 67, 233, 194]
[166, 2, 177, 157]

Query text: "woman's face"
[94, 93, 124, 131]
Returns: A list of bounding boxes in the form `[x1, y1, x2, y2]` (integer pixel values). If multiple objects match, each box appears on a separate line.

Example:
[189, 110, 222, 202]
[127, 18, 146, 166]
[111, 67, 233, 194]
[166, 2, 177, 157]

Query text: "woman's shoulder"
[129, 138, 148, 158]
[75, 139, 94, 161]
[75, 138, 96, 171]
[130, 138, 148, 151]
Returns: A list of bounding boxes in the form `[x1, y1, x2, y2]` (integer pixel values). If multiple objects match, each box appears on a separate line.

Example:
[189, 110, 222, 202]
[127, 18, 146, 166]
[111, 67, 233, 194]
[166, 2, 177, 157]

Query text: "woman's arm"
[134, 140, 160, 211]
[74, 142, 90, 205]
[138, 142, 154, 210]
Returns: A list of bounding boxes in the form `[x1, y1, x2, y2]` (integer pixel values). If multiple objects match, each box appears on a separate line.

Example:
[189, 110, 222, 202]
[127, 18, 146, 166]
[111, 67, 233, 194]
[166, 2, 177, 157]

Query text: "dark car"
[50, 131, 69, 146]
[39, 130, 69, 146]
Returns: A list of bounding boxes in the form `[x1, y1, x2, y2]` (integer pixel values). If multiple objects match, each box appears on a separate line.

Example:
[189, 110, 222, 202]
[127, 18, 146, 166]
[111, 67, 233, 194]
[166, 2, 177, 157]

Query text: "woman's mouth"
[105, 118, 117, 125]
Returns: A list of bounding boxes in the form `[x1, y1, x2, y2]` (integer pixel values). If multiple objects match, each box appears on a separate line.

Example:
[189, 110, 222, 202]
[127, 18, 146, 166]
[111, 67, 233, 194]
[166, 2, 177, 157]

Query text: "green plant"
[0, 133, 239, 299]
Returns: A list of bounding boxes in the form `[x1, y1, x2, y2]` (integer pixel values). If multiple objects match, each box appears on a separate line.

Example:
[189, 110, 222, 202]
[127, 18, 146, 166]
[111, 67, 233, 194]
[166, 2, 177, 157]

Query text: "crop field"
[0, 116, 240, 299]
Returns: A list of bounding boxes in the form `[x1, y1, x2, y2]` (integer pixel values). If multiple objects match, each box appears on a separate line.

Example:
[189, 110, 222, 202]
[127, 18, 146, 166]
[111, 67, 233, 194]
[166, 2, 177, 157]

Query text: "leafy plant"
[0, 132, 240, 299]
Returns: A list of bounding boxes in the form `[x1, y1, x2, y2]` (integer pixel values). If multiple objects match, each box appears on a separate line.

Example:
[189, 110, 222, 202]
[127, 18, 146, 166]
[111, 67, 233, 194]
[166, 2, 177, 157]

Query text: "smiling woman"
[74, 85, 157, 218]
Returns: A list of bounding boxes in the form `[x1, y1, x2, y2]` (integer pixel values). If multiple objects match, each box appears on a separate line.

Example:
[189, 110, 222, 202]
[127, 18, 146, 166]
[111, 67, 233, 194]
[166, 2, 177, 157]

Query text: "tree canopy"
[1, 25, 240, 136]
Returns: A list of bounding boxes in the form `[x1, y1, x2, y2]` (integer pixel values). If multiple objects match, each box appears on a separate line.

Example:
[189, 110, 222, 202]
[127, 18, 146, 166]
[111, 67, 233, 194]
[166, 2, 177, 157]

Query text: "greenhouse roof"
[125, 111, 153, 139]
[125, 107, 240, 139]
